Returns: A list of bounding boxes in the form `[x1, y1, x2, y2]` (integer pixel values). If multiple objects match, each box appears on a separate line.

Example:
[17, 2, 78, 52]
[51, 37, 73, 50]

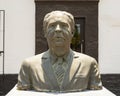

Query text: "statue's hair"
[43, 10, 75, 35]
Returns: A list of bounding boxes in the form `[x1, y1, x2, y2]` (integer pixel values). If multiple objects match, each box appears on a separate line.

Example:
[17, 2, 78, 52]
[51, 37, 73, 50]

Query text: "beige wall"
[0, 0, 120, 74]
[99, 0, 120, 73]
[0, 0, 35, 74]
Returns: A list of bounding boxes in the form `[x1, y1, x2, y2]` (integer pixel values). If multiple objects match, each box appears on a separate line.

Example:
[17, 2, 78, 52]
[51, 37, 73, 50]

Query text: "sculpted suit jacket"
[17, 50, 102, 92]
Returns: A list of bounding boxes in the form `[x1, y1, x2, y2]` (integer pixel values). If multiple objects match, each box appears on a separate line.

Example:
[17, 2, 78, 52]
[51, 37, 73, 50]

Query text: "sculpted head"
[43, 11, 75, 56]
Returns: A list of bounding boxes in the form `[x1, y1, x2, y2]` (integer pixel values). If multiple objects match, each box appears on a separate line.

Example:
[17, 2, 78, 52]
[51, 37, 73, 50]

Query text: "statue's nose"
[55, 24, 61, 32]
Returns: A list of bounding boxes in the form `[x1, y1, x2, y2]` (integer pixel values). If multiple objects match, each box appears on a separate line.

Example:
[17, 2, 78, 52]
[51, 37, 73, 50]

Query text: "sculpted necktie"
[54, 57, 65, 87]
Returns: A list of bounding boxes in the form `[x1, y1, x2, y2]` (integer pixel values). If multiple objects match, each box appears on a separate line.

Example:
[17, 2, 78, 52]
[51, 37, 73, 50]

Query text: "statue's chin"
[51, 46, 67, 57]
[54, 51, 65, 57]
[49, 40, 69, 56]
[54, 41, 64, 47]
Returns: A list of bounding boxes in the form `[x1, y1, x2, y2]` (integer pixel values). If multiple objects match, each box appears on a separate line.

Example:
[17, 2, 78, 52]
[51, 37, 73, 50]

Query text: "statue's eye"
[61, 24, 69, 30]
[49, 23, 55, 28]
[61, 23, 68, 28]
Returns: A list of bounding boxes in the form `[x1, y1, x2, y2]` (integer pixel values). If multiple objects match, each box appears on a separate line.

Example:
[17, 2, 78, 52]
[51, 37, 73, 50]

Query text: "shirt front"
[50, 50, 72, 88]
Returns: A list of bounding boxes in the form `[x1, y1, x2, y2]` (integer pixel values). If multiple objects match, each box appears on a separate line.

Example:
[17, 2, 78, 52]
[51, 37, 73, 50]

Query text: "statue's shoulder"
[73, 51, 96, 63]
[26, 52, 45, 61]
[21, 51, 48, 67]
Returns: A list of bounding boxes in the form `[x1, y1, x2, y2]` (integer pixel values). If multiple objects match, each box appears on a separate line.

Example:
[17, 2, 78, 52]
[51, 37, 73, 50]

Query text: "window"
[71, 18, 85, 53]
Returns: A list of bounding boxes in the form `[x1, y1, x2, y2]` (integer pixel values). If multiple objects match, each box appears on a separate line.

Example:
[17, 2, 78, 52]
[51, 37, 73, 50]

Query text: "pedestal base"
[6, 85, 116, 96]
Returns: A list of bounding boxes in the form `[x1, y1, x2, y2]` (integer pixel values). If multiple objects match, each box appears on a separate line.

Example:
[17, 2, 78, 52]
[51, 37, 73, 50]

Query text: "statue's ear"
[71, 28, 75, 37]
[44, 33, 46, 37]
[72, 31, 74, 37]
[44, 33, 47, 38]
[44, 29, 47, 38]
[71, 25, 75, 37]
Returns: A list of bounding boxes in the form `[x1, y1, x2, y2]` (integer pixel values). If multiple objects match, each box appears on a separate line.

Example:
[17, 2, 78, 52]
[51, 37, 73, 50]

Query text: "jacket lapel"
[69, 55, 81, 81]
[62, 51, 81, 88]
[41, 51, 59, 89]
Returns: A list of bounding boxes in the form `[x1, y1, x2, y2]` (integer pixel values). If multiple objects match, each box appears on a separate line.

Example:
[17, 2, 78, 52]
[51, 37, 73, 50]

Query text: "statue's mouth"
[53, 37, 64, 41]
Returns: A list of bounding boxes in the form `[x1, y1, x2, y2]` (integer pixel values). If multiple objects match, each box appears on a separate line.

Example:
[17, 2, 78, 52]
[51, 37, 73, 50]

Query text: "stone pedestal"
[6, 85, 116, 96]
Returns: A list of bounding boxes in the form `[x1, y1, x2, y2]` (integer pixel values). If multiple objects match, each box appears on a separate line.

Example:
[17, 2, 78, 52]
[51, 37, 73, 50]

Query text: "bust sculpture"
[17, 10, 102, 92]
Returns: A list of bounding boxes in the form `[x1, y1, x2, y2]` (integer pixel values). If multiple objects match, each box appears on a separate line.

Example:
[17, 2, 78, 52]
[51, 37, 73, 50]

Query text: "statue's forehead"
[47, 14, 70, 23]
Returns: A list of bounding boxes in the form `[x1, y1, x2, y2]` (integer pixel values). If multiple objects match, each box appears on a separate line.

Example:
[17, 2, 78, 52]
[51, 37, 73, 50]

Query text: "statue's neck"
[49, 47, 70, 57]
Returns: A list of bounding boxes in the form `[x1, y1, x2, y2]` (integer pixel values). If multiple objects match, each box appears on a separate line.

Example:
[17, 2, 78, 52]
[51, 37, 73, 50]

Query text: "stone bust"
[17, 11, 102, 92]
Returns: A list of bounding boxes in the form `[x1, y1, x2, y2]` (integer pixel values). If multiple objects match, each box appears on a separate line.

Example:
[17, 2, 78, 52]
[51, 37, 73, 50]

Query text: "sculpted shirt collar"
[50, 49, 73, 65]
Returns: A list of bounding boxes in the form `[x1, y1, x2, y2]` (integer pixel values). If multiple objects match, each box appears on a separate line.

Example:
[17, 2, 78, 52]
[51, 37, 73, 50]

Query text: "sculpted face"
[44, 11, 74, 56]
[45, 13, 73, 56]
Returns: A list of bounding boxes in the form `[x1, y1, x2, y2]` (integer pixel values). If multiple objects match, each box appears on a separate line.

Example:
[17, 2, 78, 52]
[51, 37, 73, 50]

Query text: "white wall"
[0, 0, 35, 74]
[99, 0, 120, 73]
[0, 0, 120, 74]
